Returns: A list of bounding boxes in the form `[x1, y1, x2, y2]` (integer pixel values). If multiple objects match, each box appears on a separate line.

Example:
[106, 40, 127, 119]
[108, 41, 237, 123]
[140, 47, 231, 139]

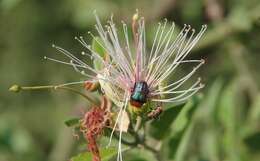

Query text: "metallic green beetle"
[130, 81, 149, 108]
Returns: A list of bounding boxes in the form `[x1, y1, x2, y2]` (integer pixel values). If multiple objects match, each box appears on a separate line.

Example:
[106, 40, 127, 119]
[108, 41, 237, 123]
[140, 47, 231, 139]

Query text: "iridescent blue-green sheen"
[130, 81, 149, 107]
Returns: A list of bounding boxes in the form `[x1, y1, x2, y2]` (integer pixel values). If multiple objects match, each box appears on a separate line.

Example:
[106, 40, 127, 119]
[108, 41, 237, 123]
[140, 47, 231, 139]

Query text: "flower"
[45, 11, 207, 161]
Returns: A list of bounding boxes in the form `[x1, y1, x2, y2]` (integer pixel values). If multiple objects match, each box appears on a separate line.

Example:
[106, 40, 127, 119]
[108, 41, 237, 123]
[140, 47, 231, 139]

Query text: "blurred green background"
[1, 0, 260, 161]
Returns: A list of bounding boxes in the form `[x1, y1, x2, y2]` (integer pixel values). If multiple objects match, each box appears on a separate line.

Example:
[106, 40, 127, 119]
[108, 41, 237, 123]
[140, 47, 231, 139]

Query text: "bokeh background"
[1, 0, 260, 161]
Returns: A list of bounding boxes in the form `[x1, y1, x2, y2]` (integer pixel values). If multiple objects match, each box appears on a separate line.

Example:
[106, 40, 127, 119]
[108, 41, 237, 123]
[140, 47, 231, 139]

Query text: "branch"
[9, 84, 99, 106]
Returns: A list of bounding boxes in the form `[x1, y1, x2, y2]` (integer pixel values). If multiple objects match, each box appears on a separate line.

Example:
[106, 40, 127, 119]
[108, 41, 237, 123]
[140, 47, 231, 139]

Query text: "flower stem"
[134, 116, 142, 132]
[10, 84, 99, 106]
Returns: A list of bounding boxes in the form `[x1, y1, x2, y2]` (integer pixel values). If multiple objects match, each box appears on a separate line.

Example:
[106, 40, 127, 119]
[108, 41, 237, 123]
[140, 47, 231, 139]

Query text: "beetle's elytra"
[130, 81, 149, 108]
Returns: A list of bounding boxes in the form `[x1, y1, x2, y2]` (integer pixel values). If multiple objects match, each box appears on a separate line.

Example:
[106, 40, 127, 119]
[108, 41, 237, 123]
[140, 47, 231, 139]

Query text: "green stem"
[134, 116, 142, 132]
[20, 85, 99, 106]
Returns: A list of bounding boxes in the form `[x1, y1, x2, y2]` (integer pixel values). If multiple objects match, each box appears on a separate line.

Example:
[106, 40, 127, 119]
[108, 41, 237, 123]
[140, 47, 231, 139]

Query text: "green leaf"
[244, 132, 260, 152]
[64, 118, 80, 127]
[149, 95, 202, 140]
[166, 95, 202, 159]
[217, 81, 242, 161]
[1, 0, 21, 12]
[174, 121, 195, 161]
[173, 79, 223, 161]
[228, 6, 252, 32]
[71, 148, 117, 161]
[171, 96, 202, 134]
[247, 94, 260, 129]
[92, 37, 107, 71]
[149, 103, 185, 140]
[180, 0, 203, 23]
[124, 148, 157, 161]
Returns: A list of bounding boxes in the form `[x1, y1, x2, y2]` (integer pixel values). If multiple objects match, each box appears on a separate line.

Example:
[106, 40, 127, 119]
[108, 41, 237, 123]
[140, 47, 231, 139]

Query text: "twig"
[12, 84, 99, 106]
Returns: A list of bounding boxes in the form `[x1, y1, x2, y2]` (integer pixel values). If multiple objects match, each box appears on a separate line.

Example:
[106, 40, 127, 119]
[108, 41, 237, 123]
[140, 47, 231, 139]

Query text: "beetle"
[130, 81, 149, 108]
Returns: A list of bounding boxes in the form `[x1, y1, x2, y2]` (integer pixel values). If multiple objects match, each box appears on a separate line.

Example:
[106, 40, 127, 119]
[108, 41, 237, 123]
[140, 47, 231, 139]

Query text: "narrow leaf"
[64, 118, 80, 127]
[149, 103, 185, 140]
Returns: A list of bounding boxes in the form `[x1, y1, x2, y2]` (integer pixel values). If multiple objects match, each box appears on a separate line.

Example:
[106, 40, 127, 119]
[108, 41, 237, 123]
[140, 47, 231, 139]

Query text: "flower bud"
[9, 84, 21, 93]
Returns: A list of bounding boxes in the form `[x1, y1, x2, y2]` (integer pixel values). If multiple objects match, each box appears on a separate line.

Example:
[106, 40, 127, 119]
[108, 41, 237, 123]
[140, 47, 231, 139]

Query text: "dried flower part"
[86, 132, 101, 161]
[80, 96, 112, 161]
[147, 106, 163, 119]
[97, 71, 125, 107]
[116, 110, 130, 132]
[84, 81, 99, 92]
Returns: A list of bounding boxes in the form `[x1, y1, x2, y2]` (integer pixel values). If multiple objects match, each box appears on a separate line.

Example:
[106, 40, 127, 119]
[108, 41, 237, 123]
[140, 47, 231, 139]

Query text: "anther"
[132, 13, 138, 22]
